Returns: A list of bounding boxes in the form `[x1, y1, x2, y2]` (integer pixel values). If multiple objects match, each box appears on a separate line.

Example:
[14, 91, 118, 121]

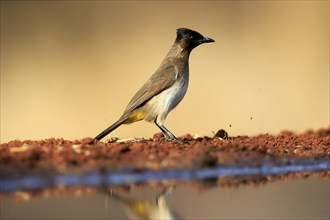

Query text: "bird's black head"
[176, 28, 215, 50]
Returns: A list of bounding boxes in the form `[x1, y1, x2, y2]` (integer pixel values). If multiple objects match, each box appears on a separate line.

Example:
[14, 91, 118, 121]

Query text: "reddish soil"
[1, 128, 329, 175]
[0, 128, 329, 199]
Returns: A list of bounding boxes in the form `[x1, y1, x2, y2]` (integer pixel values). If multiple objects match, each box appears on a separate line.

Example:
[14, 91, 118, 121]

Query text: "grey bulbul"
[92, 28, 214, 142]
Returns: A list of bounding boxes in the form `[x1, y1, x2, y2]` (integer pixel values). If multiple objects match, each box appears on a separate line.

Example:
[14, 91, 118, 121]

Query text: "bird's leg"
[154, 120, 187, 143]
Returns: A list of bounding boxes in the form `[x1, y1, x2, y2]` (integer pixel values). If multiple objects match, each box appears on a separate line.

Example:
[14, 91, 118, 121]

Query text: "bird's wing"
[122, 65, 178, 116]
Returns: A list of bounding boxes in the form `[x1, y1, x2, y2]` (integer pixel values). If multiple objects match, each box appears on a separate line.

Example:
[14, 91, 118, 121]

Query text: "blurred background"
[1, 1, 329, 142]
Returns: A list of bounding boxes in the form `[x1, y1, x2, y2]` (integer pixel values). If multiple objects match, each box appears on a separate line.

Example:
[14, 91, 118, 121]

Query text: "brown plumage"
[92, 28, 214, 142]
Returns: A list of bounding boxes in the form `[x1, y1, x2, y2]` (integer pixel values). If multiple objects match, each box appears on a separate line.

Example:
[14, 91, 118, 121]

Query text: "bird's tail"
[94, 117, 127, 141]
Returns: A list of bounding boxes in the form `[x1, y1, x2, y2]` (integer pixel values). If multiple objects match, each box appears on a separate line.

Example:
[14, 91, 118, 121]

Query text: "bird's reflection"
[107, 187, 180, 220]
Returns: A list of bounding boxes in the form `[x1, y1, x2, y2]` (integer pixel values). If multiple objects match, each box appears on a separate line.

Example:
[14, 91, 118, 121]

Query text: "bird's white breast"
[144, 79, 188, 122]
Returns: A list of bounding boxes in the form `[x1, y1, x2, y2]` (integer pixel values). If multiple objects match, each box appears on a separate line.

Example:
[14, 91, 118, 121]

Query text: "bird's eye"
[190, 35, 194, 40]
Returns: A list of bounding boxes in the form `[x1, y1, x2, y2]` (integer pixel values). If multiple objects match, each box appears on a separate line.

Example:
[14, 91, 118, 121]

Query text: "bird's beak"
[201, 37, 215, 43]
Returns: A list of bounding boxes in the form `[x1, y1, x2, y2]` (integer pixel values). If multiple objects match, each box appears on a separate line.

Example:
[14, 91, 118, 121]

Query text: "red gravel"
[1, 128, 329, 178]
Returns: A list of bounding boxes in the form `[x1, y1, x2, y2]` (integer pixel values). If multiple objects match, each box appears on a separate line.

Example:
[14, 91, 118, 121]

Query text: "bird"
[107, 187, 179, 220]
[92, 28, 214, 142]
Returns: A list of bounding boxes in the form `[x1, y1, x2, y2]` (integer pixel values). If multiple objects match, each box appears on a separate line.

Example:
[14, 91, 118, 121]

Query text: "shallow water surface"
[1, 177, 329, 220]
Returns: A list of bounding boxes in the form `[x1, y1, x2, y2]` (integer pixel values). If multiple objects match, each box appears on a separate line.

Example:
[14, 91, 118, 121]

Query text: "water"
[1, 177, 329, 219]
[1, 158, 329, 219]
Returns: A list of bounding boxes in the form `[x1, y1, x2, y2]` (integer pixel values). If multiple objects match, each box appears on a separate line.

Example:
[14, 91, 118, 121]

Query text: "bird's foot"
[155, 121, 189, 144]
[165, 136, 188, 144]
